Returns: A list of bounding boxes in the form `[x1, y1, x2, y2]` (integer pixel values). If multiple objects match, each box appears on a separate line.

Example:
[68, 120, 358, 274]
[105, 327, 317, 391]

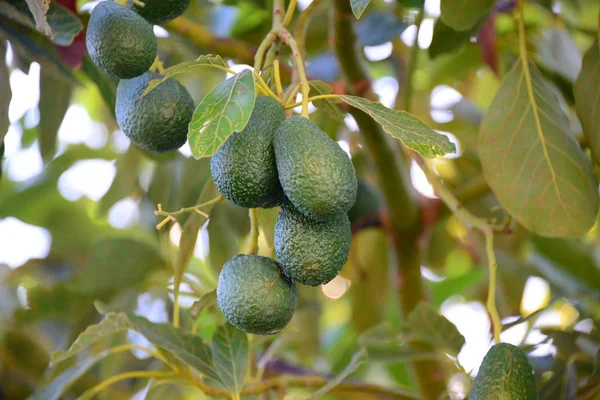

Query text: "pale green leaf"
[0, 42, 10, 144]
[440, 0, 494, 31]
[46, 3, 83, 46]
[407, 302, 465, 356]
[211, 323, 249, 396]
[127, 315, 222, 383]
[350, 0, 371, 19]
[339, 95, 456, 157]
[25, 0, 51, 36]
[68, 237, 166, 295]
[51, 312, 131, 366]
[188, 70, 256, 158]
[38, 71, 72, 163]
[308, 81, 345, 121]
[306, 350, 367, 400]
[574, 39, 600, 164]
[28, 351, 108, 400]
[189, 290, 217, 318]
[142, 55, 228, 96]
[479, 59, 598, 238]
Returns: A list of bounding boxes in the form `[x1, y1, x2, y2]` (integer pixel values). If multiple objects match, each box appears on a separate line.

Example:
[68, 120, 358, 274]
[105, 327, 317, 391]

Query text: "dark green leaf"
[350, 0, 371, 19]
[429, 18, 475, 59]
[479, 59, 598, 238]
[306, 350, 367, 399]
[0, 1, 36, 30]
[27, 352, 108, 400]
[142, 55, 228, 96]
[51, 312, 131, 366]
[407, 302, 465, 356]
[38, 70, 72, 163]
[355, 11, 408, 46]
[211, 323, 249, 396]
[24, 0, 51, 36]
[0, 41, 11, 144]
[574, 39, 599, 164]
[440, 0, 494, 31]
[189, 70, 256, 158]
[46, 2, 83, 46]
[339, 95, 456, 157]
[68, 237, 166, 295]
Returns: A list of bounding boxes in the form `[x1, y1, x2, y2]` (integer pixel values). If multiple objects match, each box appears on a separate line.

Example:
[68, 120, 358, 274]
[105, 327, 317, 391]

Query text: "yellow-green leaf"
[574, 39, 600, 164]
[339, 95, 456, 158]
[188, 70, 256, 159]
[141, 55, 227, 96]
[479, 59, 598, 238]
[211, 323, 249, 396]
[440, 0, 494, 31]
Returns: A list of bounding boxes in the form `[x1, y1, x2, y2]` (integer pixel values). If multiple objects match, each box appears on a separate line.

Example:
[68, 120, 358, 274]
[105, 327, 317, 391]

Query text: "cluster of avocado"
[471, 343, 538, 400]
[213, 97, 358, 335]
[86, 0, 194, 153]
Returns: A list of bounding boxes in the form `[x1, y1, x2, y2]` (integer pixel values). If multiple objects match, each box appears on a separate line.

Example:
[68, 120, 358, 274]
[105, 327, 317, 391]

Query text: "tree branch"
[332, 1, 446, 398]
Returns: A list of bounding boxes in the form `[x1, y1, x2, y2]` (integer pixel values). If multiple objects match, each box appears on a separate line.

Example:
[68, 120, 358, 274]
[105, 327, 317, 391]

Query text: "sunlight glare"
[0, 218, 51, 268]
[57, 159, 116, 201]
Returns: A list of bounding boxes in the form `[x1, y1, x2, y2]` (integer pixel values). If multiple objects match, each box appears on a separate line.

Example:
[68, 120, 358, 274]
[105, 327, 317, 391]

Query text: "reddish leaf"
[54, 0, 85, 68]
[477, 14, 498, 76]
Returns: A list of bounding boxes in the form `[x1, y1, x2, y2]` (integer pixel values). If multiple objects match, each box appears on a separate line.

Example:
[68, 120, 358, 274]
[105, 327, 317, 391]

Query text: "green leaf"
[141, 55, 228, 96]
[127, 315, 223, 383]
[537, 28, 582, 83]
[306, 349, 367, 399]
[0, 41, 11, 144]
[50, 312, 131, 366]
[189, 290, 217, 318]
[28, 351, 108, 400]
[81, 55, 118, 116]
[38, 71, 72, 163]
[68, 237, 166, 295]
[429, 18, 475, 59]
[440, 0, 494, 31]
[211, 323, 249, 396]
[25, 0, 51, 36]
[350, 0, 371, 19]
[46, 2, 83, 46]
[575, 39, 600, 164]
[407, 302, 465, 356]
[479, 59, 598, 238]
[308, 81, 345, 121]
[339, 95, 456, 157]
[188, 69, 256, 158]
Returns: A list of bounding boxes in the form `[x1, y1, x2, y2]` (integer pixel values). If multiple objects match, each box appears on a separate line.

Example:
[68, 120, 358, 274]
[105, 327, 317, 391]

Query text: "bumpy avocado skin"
[470, 343, 539, 400]
[217, 254, 297, 335]
[210, 97, 286, 208]
[273, 116, 357, 220]
[86, 1, 157, 79]
[127, 0, 190, 25]
[275, 201, 351, 286]
[116, 72, 194, 152]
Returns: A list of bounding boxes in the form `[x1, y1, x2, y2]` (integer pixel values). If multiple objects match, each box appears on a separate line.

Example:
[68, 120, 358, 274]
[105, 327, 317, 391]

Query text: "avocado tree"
[1, 0, 599, 399]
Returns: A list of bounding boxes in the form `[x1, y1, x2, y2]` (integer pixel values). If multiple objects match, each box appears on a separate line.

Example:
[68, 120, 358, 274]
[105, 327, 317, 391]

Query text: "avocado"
[116, 72, 194, 152]
[275, 201, 351, 286]
[347, 180, 382, 225]
[470, 343, 538, 400]
[210, 97, 286, 208]
[274, 116, 357, 220]
[127, 0, 190, 25]
[217, 254, 297, 335]
[86, 1, 157, 79]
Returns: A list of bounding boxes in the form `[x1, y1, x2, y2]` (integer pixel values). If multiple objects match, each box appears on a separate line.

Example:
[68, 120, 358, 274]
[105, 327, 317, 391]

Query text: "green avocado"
[470, 343, 538, 400]
[116, 72, 194, 152]
[210, 97, 286, 208]
[127, 0, 190, 25]
[217, 254, 297, 335]
[275, 201, 351, 286]
[86, 1, 157, 79]
[274, 116, 357, 221]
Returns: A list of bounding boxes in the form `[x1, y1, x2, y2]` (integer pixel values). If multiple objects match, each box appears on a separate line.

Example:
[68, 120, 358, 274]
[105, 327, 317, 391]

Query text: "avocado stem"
[246, 208, 260, 255]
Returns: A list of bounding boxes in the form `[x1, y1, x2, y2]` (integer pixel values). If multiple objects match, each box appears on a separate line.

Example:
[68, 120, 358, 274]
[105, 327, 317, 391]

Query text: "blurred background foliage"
[1, 0, 600, 398]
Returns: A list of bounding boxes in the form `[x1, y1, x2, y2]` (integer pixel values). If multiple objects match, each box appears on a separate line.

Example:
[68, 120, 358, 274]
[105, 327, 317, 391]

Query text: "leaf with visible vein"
[211, 324, 249, 396]
[142, 55, 228, 96]
[308, 81, 345, 121]
[479, 59, 598, 238]
[440, 0, 494, 31]
[574, 39, 600, 164]
[350, 0, 371, 19]
[51, 312, 131, 366]
[46, 3, 83, 46]
[25, 0, 51, 36]
[28, 351, 108, 400]
[188, 70, 256, 158]
[339, 95, 455, 158]
[407, 303, 465, 356]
